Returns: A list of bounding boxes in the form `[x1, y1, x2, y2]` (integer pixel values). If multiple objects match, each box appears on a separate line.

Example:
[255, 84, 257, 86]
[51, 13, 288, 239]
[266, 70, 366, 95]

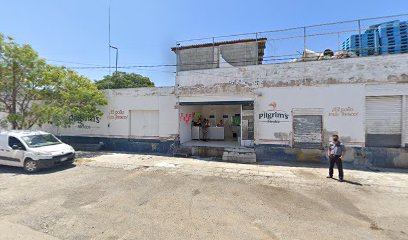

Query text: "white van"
[0, 130, 75, 173]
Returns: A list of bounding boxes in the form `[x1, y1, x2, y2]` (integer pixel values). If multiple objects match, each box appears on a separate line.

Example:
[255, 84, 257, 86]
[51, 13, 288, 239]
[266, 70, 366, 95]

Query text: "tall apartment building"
[342, 20, 408, 56]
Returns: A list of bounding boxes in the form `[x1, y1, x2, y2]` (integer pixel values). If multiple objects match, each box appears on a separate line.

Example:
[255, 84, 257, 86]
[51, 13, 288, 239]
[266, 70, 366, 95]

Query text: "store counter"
[207, 127, 224, 140]
[191, 126, 224, 140]
[192, 126, 202, 140]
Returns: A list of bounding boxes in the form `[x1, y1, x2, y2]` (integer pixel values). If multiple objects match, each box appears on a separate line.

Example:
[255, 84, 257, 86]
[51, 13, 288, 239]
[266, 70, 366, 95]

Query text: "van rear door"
[0, 136, 25, 167]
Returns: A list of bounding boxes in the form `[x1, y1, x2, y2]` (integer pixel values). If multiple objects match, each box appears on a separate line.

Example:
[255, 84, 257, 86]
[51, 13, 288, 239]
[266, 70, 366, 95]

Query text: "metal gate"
[366, 96, 402, 147]
[293, 115, 323, 149]
[404, 96, 408, 147]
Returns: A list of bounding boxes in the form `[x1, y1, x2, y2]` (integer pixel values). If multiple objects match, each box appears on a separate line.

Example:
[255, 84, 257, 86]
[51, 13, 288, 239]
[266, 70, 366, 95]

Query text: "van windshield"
[21, 134, 61, 148]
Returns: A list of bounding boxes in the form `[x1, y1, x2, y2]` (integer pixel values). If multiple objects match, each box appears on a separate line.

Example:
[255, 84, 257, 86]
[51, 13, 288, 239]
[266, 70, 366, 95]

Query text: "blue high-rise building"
[342, 20, 408, 56]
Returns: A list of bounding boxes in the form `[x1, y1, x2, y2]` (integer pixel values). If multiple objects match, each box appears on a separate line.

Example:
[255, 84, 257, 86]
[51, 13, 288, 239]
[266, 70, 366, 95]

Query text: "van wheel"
[24, 159, 38, 173]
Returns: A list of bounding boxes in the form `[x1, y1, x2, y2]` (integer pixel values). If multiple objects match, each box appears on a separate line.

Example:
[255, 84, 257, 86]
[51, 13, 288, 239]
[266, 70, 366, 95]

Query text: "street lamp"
[109, 45, 118, 75]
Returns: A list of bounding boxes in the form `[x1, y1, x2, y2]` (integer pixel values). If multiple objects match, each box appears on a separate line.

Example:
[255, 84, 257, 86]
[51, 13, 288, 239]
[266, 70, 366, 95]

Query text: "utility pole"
[108, 0, 111, 76]
[108, 0, 119, 87]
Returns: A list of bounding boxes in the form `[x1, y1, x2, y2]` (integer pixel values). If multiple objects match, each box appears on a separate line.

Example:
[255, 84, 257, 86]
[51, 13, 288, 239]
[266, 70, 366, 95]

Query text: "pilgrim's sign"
[258, 101, 290, 124]
[68, 115, 101, 129]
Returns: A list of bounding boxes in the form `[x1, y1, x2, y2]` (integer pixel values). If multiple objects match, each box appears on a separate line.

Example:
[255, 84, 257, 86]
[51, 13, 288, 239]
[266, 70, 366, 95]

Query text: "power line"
[47, 59, 105, 67]
[127, 68, 176, 74]
[47, 45, 408, 71]
[67, 64, 176, 69]
[176, 13, 408, 44]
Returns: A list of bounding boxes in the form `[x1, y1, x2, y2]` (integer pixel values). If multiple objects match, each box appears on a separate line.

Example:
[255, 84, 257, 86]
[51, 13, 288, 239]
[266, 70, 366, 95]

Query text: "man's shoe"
[326, 176, 332, 178]
[339, 179, 344, 182]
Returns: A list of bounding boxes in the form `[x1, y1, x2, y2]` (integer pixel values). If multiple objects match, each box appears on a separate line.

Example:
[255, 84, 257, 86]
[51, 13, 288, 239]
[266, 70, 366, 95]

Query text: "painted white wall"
[130, 110, 159, 137]
[179, 105, 197, 144]
[255, 84, 365, 147]
[46, 87, 179, 139]
[178, 96, 254, 103]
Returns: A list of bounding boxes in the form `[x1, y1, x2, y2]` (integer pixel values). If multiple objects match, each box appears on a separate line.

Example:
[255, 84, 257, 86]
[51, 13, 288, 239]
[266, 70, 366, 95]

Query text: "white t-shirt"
[329, 141, 345, 156]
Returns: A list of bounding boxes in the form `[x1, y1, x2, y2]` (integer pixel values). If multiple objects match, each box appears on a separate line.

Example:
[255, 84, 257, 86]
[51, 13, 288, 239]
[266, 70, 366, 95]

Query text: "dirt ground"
[0, 152, 407, 240]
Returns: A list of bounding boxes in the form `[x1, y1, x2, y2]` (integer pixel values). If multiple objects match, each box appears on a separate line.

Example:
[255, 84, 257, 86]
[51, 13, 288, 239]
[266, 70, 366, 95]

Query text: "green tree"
[0, 34, 107, 129]
[95, 71, 155, 89]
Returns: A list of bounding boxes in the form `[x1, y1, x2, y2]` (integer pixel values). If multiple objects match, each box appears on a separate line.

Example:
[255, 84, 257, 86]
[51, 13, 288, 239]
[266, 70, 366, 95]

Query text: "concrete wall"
[176, 41, 261, 71]
[177, 47, 218, 71]
[176, 53, 408, 95]
[219, 42, 259, 67]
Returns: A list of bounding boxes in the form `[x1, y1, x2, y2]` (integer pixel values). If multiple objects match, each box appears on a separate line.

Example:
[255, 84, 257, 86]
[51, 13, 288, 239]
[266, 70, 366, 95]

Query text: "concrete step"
[222, 148, 256, 163]
[173, 146, 192, 158]
[224, 148, 255, 153]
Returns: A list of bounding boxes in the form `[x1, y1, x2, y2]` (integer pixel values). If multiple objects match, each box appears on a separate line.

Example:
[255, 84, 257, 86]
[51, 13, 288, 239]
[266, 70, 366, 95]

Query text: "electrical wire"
[47, 59, 105, 67]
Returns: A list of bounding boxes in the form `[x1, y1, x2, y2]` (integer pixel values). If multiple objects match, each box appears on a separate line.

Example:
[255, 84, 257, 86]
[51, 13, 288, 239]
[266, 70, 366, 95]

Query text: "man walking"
[327, 134, 346, 182]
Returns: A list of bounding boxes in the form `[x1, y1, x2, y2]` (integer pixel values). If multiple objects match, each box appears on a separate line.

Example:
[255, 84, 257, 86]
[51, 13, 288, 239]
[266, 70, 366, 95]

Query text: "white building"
[171, 40, 408, 168]
[3, 39, 407, 168]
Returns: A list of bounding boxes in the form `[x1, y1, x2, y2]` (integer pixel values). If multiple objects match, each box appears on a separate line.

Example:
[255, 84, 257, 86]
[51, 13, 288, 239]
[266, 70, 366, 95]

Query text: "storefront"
[178, 101, 254, 148]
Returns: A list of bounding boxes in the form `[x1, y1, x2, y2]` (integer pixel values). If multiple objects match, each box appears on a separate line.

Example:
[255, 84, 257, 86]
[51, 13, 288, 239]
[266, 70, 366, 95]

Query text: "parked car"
[0, 130, 75, 173]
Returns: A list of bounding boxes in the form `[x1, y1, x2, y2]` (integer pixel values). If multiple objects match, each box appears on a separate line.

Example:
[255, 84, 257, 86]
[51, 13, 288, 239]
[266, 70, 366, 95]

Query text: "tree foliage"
[95, 71, 154, 89]
[0, 34, 107, 129]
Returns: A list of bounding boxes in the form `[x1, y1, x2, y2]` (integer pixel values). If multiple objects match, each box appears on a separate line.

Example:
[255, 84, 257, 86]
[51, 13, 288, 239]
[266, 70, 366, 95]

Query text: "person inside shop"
[193, 117, 202, 127]
[202, 118, 210, 141]
[327, 134, 346, 182]
[217, 119, 224, 127]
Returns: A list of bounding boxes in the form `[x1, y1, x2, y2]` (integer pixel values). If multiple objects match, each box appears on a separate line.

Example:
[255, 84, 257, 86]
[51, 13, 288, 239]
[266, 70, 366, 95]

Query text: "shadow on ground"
[0, 163, 75, 175]
[75, 151, 170, 159]
[328, 177, 364, 186]
[75, 150, 408, 175]
[257, 159, 408, 174]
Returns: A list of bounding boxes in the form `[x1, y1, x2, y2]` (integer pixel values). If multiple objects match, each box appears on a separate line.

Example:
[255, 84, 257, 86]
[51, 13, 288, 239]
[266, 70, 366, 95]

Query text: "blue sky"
[1, 0, 407, 86]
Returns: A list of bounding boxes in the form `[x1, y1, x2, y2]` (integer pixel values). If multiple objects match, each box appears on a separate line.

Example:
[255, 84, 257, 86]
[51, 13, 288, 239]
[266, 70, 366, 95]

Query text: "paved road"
[0, 152, 407, 240]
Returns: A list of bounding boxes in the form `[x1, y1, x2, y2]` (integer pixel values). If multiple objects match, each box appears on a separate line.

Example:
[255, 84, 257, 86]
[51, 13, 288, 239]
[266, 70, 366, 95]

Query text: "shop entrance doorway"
[179, 101, 254, 148]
